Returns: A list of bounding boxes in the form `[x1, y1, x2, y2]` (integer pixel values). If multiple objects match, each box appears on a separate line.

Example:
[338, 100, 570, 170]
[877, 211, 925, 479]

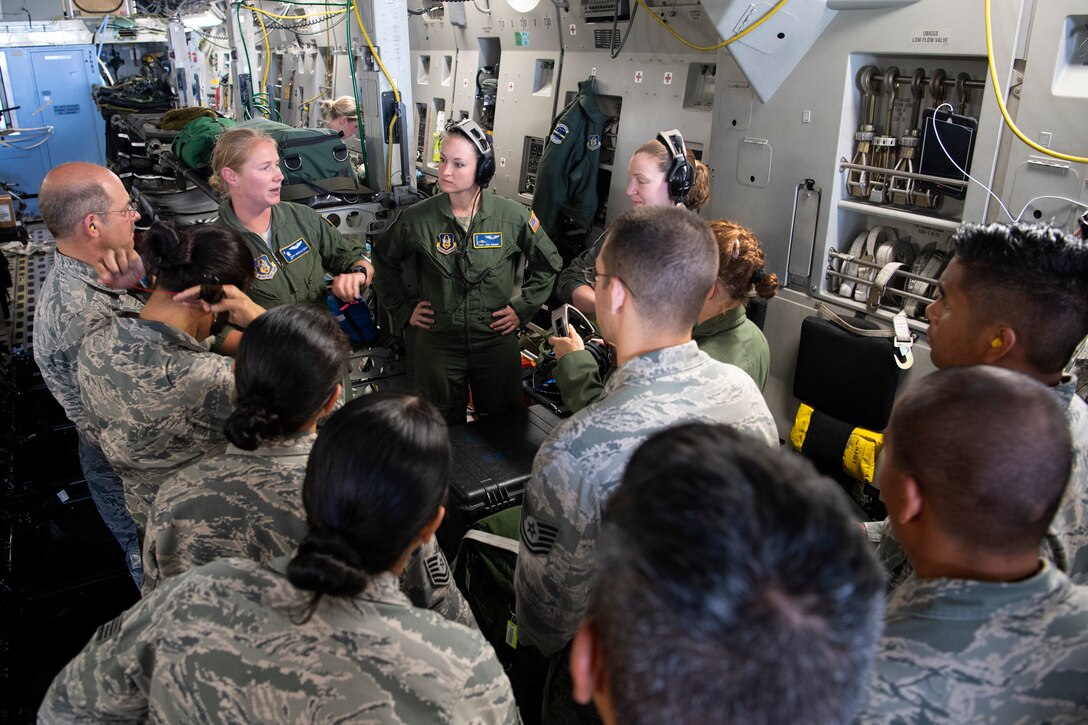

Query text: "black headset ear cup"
[476, 154, 496, 188]
[452, 118, 496, 188]
[657, 130, 694, 203]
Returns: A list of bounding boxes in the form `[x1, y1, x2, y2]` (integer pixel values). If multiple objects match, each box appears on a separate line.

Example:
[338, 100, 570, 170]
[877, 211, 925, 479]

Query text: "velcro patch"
[550, 123, 570, 145]
[472, 232, 502, 249]
[425, 553, 451, 587]
[528, 210, 540, 234]
[254, 254, 278, 281]
[587, 134, 601, 151]
[280, 237, 311, 263]
[520, 512, 559, 556]
[436, 232, 457, 255]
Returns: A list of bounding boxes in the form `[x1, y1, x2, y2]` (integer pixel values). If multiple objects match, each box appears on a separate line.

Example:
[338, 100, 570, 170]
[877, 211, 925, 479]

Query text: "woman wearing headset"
[554, 130, 712, 316]
[373, 119, 563, 424]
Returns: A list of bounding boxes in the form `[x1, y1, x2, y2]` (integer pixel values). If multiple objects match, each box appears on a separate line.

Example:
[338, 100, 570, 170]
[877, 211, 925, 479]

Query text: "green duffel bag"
[171, 115, 237, 170]
[237, 118, 353, 187]
[452, 505, 549, 724]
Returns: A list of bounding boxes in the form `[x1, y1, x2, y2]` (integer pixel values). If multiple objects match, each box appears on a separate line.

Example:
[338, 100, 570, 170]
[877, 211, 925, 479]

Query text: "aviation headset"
[449, 118, 496, 188]
[656, 128, 695, 204]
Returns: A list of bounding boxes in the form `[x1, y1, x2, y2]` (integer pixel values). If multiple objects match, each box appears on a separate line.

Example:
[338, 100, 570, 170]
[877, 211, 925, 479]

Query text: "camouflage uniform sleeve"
[514, 437, 599, 656]
[39, 593, 165, 722]
[865, 517, 914, 590]
[554, 350, 604, 413]
[451, 637, 520, 725]
[555, 242, 599, 305]
[173, 353, 235, 435]
[400, 536, 478, 629]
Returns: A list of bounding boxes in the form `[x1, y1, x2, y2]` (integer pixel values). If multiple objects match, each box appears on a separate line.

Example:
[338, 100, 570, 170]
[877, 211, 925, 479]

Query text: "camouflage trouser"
[78, 431, 143, 588]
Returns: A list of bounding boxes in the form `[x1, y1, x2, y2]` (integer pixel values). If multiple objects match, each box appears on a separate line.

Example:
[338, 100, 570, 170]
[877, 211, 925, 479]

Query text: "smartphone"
[551, 304, 570, 337]
[918, 108, 978, 201]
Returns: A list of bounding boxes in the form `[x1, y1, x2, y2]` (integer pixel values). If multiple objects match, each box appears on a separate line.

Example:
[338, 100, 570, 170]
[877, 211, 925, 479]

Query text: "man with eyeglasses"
[33, 162, 145, 588]
[514, 205, 778, 723]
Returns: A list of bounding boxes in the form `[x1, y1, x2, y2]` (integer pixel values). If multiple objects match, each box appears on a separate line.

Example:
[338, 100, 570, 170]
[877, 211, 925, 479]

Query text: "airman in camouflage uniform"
[39, 557, 518, 724]
[77, 309, 234, 536]
[856, 561, 1088, 723]
[144, 432, 476, 626]
[514, 342, 778, 657]
[33, 163, 145, 584]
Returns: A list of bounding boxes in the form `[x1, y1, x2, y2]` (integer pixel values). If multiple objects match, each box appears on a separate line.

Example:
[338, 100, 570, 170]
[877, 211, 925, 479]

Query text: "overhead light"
[180, 10, 222, 29]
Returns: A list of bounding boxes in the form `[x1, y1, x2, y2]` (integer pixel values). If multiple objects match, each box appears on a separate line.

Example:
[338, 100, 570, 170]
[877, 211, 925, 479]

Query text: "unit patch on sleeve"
[587, 134, 601, 151]
[528, 210, 540, 233]
[436, 232, 457, 255]
[550, 122, 570, 145]
[472, 232, 503, 249]
[254, 254, 278, 281]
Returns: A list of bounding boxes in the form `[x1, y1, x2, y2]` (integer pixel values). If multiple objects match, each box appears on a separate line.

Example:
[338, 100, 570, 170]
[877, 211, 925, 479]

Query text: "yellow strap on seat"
[843, 427, 884, 484]
[790, 402, 814, 451]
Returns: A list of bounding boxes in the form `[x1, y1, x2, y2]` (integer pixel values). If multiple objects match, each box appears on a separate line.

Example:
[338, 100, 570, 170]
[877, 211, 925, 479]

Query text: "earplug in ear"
[89, 223, 96, 231]
[991, 338, 1003, 349]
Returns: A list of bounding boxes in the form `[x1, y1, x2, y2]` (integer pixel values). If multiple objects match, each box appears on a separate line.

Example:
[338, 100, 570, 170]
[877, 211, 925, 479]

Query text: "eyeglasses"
[580, 267, 637, 297]
[90, 197, 140, 219]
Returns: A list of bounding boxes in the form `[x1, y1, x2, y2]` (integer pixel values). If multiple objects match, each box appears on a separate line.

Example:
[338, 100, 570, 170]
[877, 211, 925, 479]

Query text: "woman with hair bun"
[77, 221, 264, 539]
[42, 394, 517, 724]
[320, 95, 361, 137]
[141, 304, 349, 593]
[694, 220, 778, 391]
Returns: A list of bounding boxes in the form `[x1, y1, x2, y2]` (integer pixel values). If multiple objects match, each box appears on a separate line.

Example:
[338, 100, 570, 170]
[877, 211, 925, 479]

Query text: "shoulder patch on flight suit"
[424, 553, 451, 587]
[520, 512, 559, 556]
[280, 237, 311, 263]
[528, 210, 540, 234]
[550, 123, 569, 145]
[254, 254, 278, 281]
[436, 232, 457, 255]
[472, 232, 502, 249]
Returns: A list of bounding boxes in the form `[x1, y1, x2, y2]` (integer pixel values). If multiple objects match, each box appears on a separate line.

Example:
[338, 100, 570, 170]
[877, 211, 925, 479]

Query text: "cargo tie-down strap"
[815, 300, 916, 370]
[838, 225, 917, 310]
[790, 402, 884, 484]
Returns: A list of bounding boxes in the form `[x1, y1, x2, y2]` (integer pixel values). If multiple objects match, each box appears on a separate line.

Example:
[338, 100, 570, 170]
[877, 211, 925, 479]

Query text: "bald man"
[34, 162, 146, 586]
[857, 367, 1088, 721]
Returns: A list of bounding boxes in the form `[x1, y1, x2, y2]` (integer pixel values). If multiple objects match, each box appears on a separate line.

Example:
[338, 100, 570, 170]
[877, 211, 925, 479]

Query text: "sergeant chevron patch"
[520, 512, 559, 556]
[425, 553, 451, 587]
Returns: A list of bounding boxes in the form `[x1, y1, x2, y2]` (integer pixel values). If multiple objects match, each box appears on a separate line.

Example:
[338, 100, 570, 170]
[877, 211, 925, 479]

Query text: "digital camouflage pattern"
[39, 557, 518, 724]
[144, 432, 476, 627]
[77, 311, 234, 535]
[514, 342, 778, 656]
[32, 251, 144, 581]
[856, 562, 1088, 723]
[866, 375, 1088, 588]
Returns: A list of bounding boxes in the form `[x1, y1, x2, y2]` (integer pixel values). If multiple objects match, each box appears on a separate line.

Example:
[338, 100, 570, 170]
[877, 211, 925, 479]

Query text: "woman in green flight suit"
[373, 120, 562, 424]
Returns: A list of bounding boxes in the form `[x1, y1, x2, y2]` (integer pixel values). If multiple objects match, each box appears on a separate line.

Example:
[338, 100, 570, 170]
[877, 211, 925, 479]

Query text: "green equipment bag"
[237, 118, 353, 188]
[171, 116, 237, 170]
[453, 505, 549, 723]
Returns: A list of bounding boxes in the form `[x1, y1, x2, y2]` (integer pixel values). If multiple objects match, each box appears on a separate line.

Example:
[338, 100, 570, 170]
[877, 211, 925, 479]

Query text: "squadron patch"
[253, 254, 278, 280]
[550, 123, 570, 145]
[280, 237, 311, 263]
[436, 232, 457, 255]
[528, 210, 540, 234]
[424, 553, 451, 587]
[473, 232, 502, 249]
[587, 134, 601, 151]
[520, 512, 559, 556]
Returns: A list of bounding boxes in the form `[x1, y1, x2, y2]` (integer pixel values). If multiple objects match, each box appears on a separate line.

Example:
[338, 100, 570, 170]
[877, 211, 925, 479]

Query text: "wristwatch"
[348, 264, 369, 280]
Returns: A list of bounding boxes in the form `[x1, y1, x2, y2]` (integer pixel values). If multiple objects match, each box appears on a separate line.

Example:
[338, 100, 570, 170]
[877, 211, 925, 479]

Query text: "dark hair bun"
[140, 221, 192, 272]
[224, 394, 284, 451]
[287, 529, 369, 597]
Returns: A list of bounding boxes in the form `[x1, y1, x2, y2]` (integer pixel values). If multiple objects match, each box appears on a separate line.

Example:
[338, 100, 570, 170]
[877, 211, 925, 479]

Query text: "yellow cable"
[251, 4, 271, 92]
[351, 0, 400, 104]
[387, 113, 397, 188]
[984, 0, 1087, 164]
[301, 89, 327, 105]
[636, 0, 790, 52]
